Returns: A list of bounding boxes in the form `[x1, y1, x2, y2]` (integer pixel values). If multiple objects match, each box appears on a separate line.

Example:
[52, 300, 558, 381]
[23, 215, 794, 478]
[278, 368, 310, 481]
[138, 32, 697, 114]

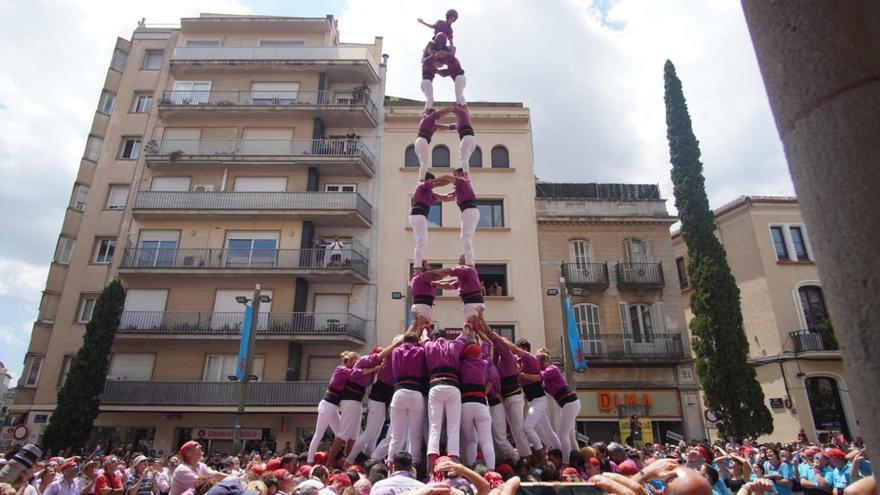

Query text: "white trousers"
[460, 207, 480, 265]
[490, 402, 519, 462]
[388, 389, 425, 463]
[421, 79, 434, 110]
[459, 135, 476, 173]
[409, 214, 429, 267]
[454, 75, 467, 106]
[338, 400, 363, 441]
[522, 396, 561, 452]
[411, 303, 433, 321]
[373, 432, 391, 461]
[308, 400, 340, 462]
[558, 400, 582, 464]
[503, 393, 532, 457]
[463, 302, 485, 321]
[461, 402, 495, 468]
[347, 399, 386, 463]
[427, 385, 462, 457]
[415, 137, 430, 181]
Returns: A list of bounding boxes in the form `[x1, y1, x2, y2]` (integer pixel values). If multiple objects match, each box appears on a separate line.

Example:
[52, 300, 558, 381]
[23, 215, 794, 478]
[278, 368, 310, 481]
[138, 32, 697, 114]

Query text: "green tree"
[663, 60, 773, 438]
[43, 280, 125, 451]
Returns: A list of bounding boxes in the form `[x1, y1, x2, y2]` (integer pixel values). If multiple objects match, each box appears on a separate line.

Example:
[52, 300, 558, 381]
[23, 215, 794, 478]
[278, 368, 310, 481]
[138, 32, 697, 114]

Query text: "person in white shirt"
[43, 461, 80, 495]
[169, 442, 225, 495]
[369, 453, 424, 495]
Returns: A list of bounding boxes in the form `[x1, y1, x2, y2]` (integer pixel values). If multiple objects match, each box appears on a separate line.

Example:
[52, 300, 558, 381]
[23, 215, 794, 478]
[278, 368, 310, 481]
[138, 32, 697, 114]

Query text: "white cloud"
[0, 258, 47, 307]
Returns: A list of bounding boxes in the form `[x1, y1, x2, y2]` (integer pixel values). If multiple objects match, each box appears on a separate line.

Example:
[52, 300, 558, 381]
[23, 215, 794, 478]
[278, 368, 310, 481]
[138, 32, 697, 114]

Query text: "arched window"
[432, 145, 450, 167]
[491, 146, 509, 168]
[573, 303, 601, 355]
[469, 146, 483, 168]
[799, 285, 829, 329]
[404, 145, 419, 167]
[805, 376, 851, 440]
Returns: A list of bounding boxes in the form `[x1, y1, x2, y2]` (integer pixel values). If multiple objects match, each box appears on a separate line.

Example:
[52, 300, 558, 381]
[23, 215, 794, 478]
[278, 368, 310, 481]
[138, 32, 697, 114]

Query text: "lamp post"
[232, 284, 271, 453]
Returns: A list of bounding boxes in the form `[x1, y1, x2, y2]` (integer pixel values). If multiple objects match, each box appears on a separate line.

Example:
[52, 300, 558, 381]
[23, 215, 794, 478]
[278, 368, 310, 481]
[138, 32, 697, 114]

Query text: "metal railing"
[100, 381, 328, 406]
[616, 262, 665, 288]
[791, 329, 839, 352]
[158, 89, 379, 121]
[171, 45, 379, 75]
[132, 191, 372, 222]
[561, 262, 610, 288]
[580, 333, 684, 359]
[145, 138, 376, 172]
[119, 247, 368, 278]
[118, 311, 366, 339]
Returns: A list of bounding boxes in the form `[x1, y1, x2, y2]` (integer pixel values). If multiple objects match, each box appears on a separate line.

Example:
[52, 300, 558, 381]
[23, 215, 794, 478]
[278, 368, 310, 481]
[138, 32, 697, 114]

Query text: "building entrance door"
[806, 376, 851, 441]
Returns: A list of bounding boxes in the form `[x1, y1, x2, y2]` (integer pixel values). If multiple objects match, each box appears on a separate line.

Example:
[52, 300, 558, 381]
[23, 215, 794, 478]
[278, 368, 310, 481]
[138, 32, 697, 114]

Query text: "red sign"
[597, 391, 654, 411]
[1, 425, 29, 441]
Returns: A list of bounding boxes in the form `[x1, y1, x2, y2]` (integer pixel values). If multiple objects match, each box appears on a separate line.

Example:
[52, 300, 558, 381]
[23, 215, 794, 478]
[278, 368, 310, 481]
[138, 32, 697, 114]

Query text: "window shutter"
[622, 239, 632, 264]
[644, 240, 652, 260]
[651, 301, 666, 332]
[618, 302, 632, 334]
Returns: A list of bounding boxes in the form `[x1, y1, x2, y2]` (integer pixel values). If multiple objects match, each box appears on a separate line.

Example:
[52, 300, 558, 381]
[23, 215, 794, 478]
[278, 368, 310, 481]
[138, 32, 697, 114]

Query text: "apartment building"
[673, 197, 855, 443]
[536, 183, 705, 443]
[13, 14, 386, 454]
[375, 99, 546, 349]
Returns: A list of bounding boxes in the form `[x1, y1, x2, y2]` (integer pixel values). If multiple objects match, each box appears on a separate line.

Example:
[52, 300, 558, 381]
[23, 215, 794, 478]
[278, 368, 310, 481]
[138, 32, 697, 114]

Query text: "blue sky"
[0, 0, 793, 379]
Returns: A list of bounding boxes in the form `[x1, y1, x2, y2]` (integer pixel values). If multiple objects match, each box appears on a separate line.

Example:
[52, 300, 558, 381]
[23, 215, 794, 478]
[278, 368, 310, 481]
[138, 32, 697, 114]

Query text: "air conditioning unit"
[193, 185, 214, 192]
[183, 256, 205, 267]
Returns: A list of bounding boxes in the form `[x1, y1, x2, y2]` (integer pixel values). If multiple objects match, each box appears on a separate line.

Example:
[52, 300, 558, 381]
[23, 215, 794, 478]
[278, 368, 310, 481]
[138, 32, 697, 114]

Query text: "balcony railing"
[132, 191, 372, 222]
[145, 138, 376, 172]
[580, 333, 684, 359]
[158, 90, 379, 122]
[171, 45, 379, 75]
[100, 381, 327, 406]
[561, 262, 610, 289]
[119, 248, 368, 278]
[118, 311, 366, 339]
[616, 262, 665, 288]
[791, 330, 839, 352]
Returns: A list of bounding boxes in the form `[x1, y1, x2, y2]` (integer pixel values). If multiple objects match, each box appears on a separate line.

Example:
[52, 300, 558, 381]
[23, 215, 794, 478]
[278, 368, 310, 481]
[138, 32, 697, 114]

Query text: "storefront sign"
[666, 430, 684, 443]
[577, 389, 682, 418]
[192, 428, 262, 440]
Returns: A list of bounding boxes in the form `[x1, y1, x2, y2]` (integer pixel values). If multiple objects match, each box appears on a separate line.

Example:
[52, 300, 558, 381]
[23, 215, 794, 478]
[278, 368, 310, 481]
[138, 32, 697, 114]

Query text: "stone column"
[740, 0, 880, 467]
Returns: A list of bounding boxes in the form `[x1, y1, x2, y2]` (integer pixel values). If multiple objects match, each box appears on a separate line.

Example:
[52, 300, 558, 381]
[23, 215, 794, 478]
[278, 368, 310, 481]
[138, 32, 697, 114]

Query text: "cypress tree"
[663, 60, 773, 438]
[43, 280, 125, 451]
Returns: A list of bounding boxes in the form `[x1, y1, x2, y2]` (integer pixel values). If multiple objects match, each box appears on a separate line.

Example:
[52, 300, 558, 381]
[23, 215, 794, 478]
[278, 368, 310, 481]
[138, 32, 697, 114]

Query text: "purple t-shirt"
[391, 342, 427, 379]
[350, 354, 380, 388]
[489, 333, 518, 378]
[418, 111, 444, 137]
[411, 271, 436, 298]
[459, 356, 487, 386]
[517, 352, 542, 387]
[486, 362, 501, 400]
[412, 180, 434, 206]
[453, 177, 476, 206]
[432, 20, 453, 39]
[376, 359, 395, 385]
[540, 364, 569, 396]
[452, 106, 472, 128]
[451, 264, 481, 296]
[423, 333, 467, 372]
[329, 365, 360, 391]
[436, 53, 463, 75]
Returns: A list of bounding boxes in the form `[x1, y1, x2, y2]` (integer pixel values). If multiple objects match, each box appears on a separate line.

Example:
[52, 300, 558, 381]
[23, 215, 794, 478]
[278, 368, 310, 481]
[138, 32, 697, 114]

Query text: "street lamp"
[231, 285, 271, 454]
[570, 287, 585, 296]
[546, 288, 559, 296]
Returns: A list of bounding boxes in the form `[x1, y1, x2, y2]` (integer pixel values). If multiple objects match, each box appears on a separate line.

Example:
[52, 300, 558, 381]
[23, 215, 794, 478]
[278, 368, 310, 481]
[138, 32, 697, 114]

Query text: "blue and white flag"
[564, 297, 589, 370]
[236, 304, 254, 381]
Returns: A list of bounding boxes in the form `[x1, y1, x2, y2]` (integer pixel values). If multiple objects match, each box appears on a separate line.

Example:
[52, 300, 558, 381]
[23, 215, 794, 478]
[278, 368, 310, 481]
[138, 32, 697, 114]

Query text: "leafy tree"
[43, 280, 125, 451]
[663, 60, 773, 438]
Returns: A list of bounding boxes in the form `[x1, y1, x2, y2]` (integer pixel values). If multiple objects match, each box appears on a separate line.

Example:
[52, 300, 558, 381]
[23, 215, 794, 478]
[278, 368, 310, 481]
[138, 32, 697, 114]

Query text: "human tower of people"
[306, 9, 582, 474]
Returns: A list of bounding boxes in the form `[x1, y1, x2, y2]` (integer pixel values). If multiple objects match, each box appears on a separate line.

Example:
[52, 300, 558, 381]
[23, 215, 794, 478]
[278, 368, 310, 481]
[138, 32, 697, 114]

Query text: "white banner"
[192, 428, 262, 440]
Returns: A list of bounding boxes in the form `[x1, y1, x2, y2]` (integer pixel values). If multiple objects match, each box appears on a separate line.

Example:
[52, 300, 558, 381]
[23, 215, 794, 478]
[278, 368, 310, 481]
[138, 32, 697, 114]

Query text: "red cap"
[297, 466, 312, 477]
[825, 448, 847, 461]
[804, 447, 820, 457]
[433, 456, 453, 471]
[329, 474, 352, 487]
[371, 347, 383, 355]
[589, 458, 601, 468]
[314, 452, 327, 465]
[249, 464, 266, 475]
[485, 472, 503, 489]
[273, 469, 292, 480]
[266, 459, 282, 471]
[617, 459, 639, 476]
[348, 466, 364, 474]
[178, 440, 200, 458]
[60, 460, 78, 472]
[463, 344, 482, 358]
[496, 464, 513, 476]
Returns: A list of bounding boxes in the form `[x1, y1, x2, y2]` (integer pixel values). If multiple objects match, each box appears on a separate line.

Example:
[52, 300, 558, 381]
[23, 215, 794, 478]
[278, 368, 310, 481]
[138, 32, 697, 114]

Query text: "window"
[132, 93, 153, 113]
[427, 202, 442, 227]
[108, 354, 155, 381]
[770, 226, 789, 260]
[225, 234, 279, 268]
[476, 200, 504, 228]
[150, 176, 191, 191]
[233, 176, 286, 192]
[799, 285, 829, 329]
[569, 239, 591, 266]
[119, 137, 142, 159]
[258, 40, 306, 47]
[432, 145, 450, 167]
[325, 184, 356, 192]
[93, 238, 116, 264]
[476, 264, 507, 296]
[628, 304, 654, 343]
[469, 146, 483, 168]
[99, 91, 115, 114]
[675, 257, 689, 289]
[55, 236, 75, 264]
[78, 295, 97, 322]
[23, 355, 43, 387]
[142, 50, 164, 70]
[490, 325, 515, 341]
[623, 238, 650, 263]
[85, 135, 104, 161]
[203, 355, 265, 381]
[58, 356, 74, 387]
[491, 146, 510, 168]
[573, 303, 602, 354]
[111, 48, 128, 71]
[171, 81, 211, 104]
[185, 39, 221, 47]
[137, 231, 180, 267]
[250, 82, 299, 105]
[404, 145, 419, 167]
[790, 226, 809, 260]
[71, 183, 90, 210]
[106, 184, 129, 209]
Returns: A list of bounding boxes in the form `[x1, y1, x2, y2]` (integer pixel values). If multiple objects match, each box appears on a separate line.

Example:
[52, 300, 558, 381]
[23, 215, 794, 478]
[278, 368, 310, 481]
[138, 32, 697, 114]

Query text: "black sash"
[410, 201, 430, 217]
[458, 199, 477, 211]
[553, 387, 578, 406]
[429, 366, 460, 388]
[369, 381, 394, 404]
[413, 295, 435, 306]
[341, 381, 367, 401]
[461, 292, 484, 304]
[500, 375, 522, 397]
[323, 386, 343, 405]
[523, 381, 545, 401]
[461, 383, 488, 405]
[394, 375, 423, 393]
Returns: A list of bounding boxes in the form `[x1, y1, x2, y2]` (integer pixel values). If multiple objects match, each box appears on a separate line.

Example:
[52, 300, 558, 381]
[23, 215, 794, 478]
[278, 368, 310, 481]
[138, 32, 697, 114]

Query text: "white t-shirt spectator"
[169, 463, 219, 495]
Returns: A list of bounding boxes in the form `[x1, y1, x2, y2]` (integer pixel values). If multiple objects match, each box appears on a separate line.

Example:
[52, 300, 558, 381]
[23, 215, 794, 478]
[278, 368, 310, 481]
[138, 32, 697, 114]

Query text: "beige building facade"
[536, 183, 704, 443]
[13, 14, 386, 454]
[672, 197, 855, 443]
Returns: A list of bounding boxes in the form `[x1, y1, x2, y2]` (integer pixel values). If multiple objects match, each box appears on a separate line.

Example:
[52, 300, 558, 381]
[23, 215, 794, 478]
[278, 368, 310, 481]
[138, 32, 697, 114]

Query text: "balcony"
[169, 46, 380, 83]
[117, 311, 365, 342]
[145, 138, 376, 176]
[791, 330, 840, 353]
[616, 262, 665, 289]
[100, 381, 327, 408]
[118, 247, 368, 283]
[561, 262, 610, 290]
[581, 333, 685, 360]
[132, 191, 372, 227]
[157, 90, 379, 127]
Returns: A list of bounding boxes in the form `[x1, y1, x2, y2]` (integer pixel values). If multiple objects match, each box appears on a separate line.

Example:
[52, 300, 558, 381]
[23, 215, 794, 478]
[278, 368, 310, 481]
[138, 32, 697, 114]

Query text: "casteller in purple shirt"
[518, 352, 546, 401]
[391, 342, 427, 391]
[411, 271, 437, 302]
[422, 332, 467, 382]
[412, 180, 434, 208]
[418, 112, 445, 141]
[453, 177, 476, 209]
[450, 264, 481, 297]
[451, 106, 472, 129]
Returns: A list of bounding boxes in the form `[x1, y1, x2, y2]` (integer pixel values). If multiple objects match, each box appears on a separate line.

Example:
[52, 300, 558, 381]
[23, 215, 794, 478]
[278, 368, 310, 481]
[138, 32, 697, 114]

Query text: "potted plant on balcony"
[352, 82, 371, 104]
[168, 150, 184, 161]
[813, 320, 838, 349]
